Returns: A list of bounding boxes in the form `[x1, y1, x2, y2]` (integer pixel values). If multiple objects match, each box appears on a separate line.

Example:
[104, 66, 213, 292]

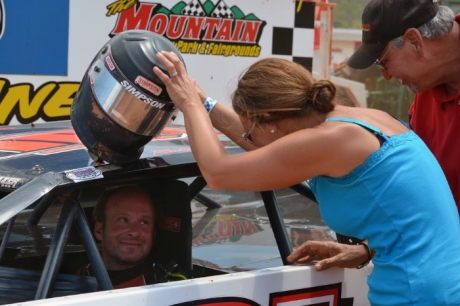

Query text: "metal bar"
[194, 193, 221, 209]
[75, 204, 113, 290]
[192, 207, 220, 240]
[260, 191, 293, 265]
[188, 176, 207, 198]
[289, 182, 317, 202]
[189, 177, 222, 209]
[26, 224, 47, 256]
[0, 172, 63, 227]
[27, 192, 56, 225]
[0, 216, 16, 262]
[35, 197, 78, 300]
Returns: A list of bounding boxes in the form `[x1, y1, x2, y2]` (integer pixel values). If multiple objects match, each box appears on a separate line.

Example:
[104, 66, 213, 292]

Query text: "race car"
[0, 26, 372, 306]
[0, 120, 371, 306]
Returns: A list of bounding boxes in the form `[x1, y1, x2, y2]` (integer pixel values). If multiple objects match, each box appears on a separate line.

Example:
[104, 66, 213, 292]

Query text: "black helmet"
[71, 30, 184, 165]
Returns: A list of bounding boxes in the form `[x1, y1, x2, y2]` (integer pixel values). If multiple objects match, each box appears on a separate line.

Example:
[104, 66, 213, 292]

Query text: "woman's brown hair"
[231, 58, 336, 124]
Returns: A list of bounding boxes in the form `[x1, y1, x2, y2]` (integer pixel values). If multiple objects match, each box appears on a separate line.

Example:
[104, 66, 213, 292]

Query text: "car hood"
[0, 121, 234, 191]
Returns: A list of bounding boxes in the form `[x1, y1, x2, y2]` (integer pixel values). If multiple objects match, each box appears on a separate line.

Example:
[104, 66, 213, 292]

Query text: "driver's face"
[95, 191, 155, 270]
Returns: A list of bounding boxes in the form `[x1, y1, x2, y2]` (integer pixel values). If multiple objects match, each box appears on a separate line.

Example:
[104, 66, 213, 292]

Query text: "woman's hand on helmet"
[192, 79, 208, 104]
[153, 51, 201, 112]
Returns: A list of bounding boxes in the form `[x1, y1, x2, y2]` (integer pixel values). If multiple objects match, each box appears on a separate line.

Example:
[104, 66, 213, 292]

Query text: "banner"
[0, 0, 315, 125]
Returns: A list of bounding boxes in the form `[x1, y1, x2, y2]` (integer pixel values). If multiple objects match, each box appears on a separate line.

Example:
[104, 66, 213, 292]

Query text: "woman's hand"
[153, 51, 201, 112]
[192, 79, 208, 103]
[287, 241, 371, 271]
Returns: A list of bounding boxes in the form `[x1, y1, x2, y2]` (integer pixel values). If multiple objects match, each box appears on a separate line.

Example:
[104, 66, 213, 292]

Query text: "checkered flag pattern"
[271, 1, 315, 72]
[182, 0, 205, 16]
[210, 0, 234, 18]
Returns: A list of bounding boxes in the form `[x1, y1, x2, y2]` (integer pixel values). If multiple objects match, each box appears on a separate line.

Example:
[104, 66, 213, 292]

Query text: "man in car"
[76, 185, 186, 289]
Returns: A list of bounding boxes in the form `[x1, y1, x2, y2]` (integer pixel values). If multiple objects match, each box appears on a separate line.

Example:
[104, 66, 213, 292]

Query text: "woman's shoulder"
[326, 107, 408, 137]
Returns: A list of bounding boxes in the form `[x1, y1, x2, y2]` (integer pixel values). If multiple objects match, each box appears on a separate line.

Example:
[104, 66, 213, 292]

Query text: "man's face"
[379, 35, 435, 94]
[380, 48, 424, 94]
[94, 190, 155, 270]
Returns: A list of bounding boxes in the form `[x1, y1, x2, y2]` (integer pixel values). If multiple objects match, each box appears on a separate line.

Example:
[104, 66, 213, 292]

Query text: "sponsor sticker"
[0, 176, 23, 189]
[135, 75, 162, 96]
[120, 80, 165, 109]
[65, 167, 103, 182]
[162, 216, 181, 233]
[105, 55, 115, 71]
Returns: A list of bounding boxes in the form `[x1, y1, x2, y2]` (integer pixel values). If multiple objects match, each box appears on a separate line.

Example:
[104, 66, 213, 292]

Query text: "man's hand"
[287, 241, 370, 271]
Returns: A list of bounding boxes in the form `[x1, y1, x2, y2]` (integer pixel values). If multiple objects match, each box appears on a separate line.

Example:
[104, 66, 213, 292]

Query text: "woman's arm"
[153, 51, 365, 191]
[193, 81, 256, 151]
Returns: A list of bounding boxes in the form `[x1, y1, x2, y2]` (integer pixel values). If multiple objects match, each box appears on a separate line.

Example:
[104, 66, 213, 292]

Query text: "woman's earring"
[270, 129, 275, 134]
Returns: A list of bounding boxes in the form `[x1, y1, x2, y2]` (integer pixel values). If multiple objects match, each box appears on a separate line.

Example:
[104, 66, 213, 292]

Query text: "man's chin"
[399, 79, 419, 94]
[121, 253, 147, 263]
[118, 250, 147, 264]
[404, 84, 419, 94]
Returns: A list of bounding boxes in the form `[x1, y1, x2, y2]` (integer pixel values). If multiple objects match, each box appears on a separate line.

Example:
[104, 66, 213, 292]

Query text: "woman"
[153, 53, 460, 305]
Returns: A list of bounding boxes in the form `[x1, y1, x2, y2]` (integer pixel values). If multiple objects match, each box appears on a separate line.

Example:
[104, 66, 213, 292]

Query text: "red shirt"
[409, 83, 460, 213]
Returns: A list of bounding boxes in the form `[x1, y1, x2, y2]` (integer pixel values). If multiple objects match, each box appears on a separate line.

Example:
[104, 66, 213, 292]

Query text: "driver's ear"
[94, 221, 103, 241]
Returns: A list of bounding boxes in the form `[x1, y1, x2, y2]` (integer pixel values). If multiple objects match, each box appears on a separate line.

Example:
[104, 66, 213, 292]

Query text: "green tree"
[332, 0, 368, 29]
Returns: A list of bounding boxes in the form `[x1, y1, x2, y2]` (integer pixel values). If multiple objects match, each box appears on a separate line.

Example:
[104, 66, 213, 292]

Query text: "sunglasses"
[373, 47, 391, 70]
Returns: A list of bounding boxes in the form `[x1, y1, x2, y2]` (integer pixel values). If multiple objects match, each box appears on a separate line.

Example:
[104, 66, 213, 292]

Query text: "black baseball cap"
[347, 0, 439, 69]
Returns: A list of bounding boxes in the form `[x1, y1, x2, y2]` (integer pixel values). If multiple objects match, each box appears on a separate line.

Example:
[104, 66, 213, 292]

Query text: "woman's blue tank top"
[309, 117, 460, 305]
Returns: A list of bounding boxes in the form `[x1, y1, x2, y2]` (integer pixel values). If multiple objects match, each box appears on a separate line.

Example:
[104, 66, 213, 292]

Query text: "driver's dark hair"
[93, 185, 156, 224]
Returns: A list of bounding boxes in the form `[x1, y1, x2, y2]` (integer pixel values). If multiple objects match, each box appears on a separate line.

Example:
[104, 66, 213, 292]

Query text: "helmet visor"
[88, 57, 176, 137]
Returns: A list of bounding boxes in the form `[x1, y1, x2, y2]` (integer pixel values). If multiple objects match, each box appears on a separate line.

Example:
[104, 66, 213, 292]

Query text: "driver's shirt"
[76, 259, 187, 290]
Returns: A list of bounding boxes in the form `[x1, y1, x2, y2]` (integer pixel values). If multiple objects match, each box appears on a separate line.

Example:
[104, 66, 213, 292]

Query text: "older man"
[348, 0, 459, 210]
[290, 0, 460, 271]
